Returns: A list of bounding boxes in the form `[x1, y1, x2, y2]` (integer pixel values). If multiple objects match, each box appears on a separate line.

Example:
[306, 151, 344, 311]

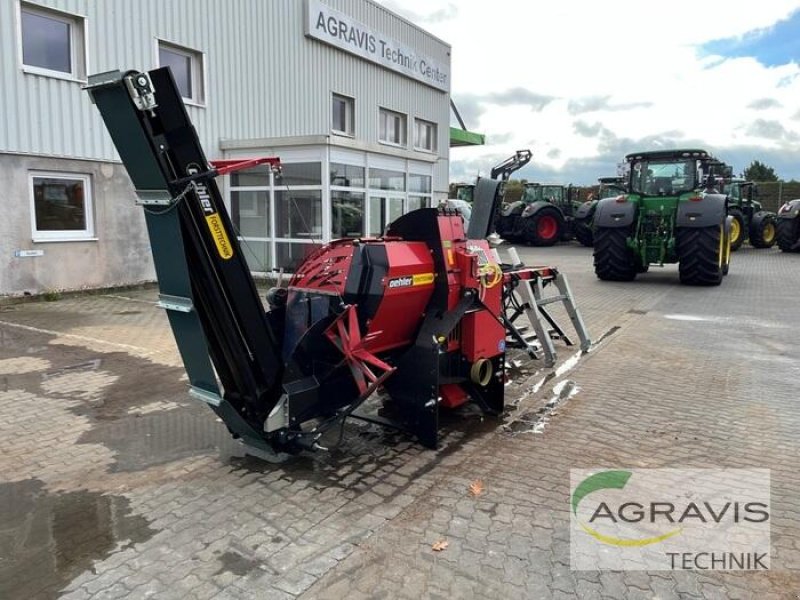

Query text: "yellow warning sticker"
[205, 213, 234, 260]
[412, 273, 435, 286]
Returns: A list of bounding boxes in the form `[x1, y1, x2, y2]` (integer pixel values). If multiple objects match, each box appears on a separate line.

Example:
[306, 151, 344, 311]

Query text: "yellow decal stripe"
[205, 213, 234, 260]
[413, 273, 435, 286]
[579, 521, 682, 547]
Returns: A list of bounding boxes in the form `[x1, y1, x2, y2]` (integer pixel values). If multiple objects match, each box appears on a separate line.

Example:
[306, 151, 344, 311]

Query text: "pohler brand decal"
[187, 165, 234, 260]
[570, 469, 771, 571]
[304, 0, 450, 92]
[388, 273, 434, 289]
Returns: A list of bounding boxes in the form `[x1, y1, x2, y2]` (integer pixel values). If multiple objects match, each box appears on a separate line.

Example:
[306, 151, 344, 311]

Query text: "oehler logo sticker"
[387, 273, 434, 289]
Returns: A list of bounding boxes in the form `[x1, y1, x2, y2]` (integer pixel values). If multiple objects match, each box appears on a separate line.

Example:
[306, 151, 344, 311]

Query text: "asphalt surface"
[0, 243, 798, 599]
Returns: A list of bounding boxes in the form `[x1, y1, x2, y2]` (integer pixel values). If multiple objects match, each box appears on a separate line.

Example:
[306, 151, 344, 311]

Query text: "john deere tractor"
[593, 149, 732, 286]
[722, 180, 777, 250]
[497, 183, 580, 246]
[573, 176, 627, 247]
[776, 198, 800, 252]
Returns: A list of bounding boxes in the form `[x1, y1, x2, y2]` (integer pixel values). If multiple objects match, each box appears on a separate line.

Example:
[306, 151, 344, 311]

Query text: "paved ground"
[0, 243, 798, 599]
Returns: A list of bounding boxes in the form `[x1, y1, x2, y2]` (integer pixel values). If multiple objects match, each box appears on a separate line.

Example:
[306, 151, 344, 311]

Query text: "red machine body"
[287, 209, 507, 419]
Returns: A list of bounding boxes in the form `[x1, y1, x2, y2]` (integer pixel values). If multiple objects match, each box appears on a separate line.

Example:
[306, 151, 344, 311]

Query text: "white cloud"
[379, 0, 800, 182]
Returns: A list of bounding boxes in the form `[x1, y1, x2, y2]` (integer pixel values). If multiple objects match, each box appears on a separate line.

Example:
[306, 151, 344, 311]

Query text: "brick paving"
[0, 244, 798, 599]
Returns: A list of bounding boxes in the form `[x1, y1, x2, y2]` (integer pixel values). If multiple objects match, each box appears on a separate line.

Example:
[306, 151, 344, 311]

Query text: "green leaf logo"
[572, 470, 682, 547]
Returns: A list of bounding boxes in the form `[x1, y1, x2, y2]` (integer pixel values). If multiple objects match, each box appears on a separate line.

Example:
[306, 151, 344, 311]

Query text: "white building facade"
[1, 0, 452, 294]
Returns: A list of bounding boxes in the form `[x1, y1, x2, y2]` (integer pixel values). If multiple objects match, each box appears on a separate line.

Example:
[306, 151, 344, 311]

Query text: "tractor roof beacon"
[593, 149, 732, 286]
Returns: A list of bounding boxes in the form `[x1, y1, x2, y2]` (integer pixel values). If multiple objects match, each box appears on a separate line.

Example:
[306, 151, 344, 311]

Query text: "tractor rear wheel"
[722, 217, 732, 276]
[573, 218, 594, 246]
[523, 208, 563, 246]
[749, 213, 776, 248]
[677, 225, 725, 286]
[777, 218, 800, 252]
[728, 208, 745, 251]
[593, 227, 636, 281]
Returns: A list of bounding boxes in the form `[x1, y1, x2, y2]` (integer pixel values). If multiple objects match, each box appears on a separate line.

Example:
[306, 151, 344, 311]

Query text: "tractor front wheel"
[728, 208, 745, 251]
[593, 227, 637, 281]
[777, 218, 800, 252]
[749, 212, 777, 249]
[677, 225, 726, 286]
[523, 208, 563, 246]
[573, 218, 594, 247]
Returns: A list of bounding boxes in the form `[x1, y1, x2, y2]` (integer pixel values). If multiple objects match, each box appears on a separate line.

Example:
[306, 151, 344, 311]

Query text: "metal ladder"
[500, 248, 591, 368]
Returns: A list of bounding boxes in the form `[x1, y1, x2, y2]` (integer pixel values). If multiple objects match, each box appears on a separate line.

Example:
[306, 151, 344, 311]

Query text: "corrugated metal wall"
[1, 0, 450, 190]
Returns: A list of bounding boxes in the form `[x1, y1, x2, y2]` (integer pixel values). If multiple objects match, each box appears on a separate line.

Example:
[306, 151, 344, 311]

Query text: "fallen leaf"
[468, 479, 484, 497]
[431, 539, 449, 552]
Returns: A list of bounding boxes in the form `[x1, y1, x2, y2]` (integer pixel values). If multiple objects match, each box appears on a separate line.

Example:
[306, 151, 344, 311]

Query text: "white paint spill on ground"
[504, 379, 581, 435]
[663, 314, 712, 322]
[663, 313, 780, 329]
[0, 356, 52, 375]
[554, 350, 583, 378]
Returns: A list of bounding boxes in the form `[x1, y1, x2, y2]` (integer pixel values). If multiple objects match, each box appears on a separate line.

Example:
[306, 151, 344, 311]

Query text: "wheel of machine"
[676, 224, 725, 286]
[777, 218, 800, 252]
[749, 213, 777, 249]
[722, 217, 732, 276]
[593, 227, 637, 281]
[573, 218, 594, 247]
[523, 208, 563, 246]
[728, 208, 745, 251]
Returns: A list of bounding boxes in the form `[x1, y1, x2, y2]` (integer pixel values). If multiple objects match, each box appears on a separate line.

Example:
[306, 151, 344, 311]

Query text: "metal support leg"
[516, 278, 557, 367]
[553, 273, 592, 351]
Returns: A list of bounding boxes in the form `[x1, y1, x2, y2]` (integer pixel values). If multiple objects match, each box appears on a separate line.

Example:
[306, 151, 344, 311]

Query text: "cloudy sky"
[380, 0, 800, 184]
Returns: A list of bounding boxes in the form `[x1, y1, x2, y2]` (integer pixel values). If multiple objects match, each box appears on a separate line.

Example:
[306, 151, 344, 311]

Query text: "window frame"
[18, 1, 88, 82]
[414, 118, 438, 153]
[378, 108, 407, 147]
[156, 38, 206, 107]
[29, 171, 95, 242]
[331, 93, 355, 137]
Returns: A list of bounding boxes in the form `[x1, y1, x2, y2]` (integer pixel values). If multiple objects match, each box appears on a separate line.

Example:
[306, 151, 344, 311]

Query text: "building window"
[332, 192, 365, 238]
[20, 3, 86, 79]
[369, 168, 405, 192]
[230, 161, 323, 273]
[379, 108, 406, 146]
[414, 119, 437, 152]
[158, 41, 204, 104]
[275, 191, 322, 240]
[30, 172, 94, 241]
[330, 163, 365, 188]
[332, 94, 354, 136]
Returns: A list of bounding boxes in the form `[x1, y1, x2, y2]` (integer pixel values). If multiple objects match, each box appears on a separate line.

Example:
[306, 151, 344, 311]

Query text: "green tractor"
[722, 180, 777, 250]
[593, 149, 732, 286]
[573, 176, 627, 247]
[496, 182, 581, 246]
[776, 198, 800, 252]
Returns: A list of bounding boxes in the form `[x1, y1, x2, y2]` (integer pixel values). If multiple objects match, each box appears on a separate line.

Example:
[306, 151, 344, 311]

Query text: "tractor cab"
[598, 176, 626, 199]
[630, 155, 700, 197]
